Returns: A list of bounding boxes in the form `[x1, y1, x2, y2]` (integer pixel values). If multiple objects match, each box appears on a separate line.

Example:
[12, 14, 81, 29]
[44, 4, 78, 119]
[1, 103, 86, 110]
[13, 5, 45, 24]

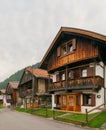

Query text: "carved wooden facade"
[18, 67, 51, 108]
[6, 81, 19, 105]
[40, 27, 106, 112]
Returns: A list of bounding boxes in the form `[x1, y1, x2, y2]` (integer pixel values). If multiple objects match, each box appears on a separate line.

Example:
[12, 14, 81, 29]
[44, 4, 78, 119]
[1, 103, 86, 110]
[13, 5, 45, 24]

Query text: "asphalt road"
[0, 108, 92, 130]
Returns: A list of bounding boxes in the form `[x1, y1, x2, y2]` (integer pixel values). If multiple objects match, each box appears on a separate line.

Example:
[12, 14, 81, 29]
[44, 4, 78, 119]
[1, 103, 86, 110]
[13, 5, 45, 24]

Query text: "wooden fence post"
[46, 106, 48, 117]
[85, 109, 88, 126]
[53, 110, 55, 120]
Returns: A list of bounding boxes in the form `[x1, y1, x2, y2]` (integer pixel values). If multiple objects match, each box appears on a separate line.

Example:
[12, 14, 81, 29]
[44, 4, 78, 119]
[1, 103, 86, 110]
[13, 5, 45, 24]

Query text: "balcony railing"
[6, 88, 13, 94]
[19, 89, 32, 98]
[49, 76, 103, 91]
[48, 50, 98, 71]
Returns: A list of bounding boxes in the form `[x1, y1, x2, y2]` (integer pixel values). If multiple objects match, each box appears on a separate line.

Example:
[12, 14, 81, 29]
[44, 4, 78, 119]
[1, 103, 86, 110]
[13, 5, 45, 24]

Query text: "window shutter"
[54, 95, 57, 104]
[70, 70, 74, 79]
[57, 46, 61, 57]
[72, 38, 76, 50]
[87, 67, 95, 77]
[56, 74, 60, 82]
[91, 94, 96, 106]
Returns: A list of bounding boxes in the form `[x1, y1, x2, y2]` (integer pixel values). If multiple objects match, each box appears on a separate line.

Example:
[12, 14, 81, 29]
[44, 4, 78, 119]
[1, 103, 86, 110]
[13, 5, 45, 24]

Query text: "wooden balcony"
[19, 80, 32, 98]
[19, 89, 32, 98]
[6, 88, 13, 95]
[48, 76, 104, 92]
[48, 49, 98, 71]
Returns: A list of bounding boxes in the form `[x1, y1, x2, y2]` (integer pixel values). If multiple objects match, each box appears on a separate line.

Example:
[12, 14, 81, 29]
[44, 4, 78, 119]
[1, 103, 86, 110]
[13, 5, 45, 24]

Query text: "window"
[62, 96, 66, 106]
[62, 46, 67, 55]
[61, 73, 65, 81]
[83, 94, 95, 106]
[56, 74, 60, 82]
[68, 42, 73, 52]
[55, 95, 60, 105]
[82, 69, 87, 77]
[76, 95, 80, 106]
[61, 38, 76, 56]
[68, 70, 74, 79]
[69, 96, 74, 106]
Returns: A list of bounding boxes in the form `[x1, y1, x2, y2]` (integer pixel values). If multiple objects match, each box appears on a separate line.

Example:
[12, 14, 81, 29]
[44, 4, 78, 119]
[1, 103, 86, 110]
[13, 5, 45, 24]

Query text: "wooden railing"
[85, 103, 106, 125]
[6, 88, 13, 94]
[49, 76, 103, 91]
[19, 89, 32, 98]
[48, 51, 98, 71]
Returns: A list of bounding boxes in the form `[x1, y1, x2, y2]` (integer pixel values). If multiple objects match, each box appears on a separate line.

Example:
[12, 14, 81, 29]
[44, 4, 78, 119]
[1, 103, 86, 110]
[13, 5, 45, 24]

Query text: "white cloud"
[0, 0, 106, 81]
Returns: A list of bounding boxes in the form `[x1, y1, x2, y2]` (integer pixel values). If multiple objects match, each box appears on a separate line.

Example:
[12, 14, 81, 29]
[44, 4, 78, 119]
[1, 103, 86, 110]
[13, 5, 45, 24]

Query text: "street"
[0, 108, 92, 130]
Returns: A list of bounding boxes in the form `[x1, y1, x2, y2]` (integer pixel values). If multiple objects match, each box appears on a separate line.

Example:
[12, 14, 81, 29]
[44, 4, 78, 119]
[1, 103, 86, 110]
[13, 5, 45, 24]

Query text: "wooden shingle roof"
[26, 68, 49, 78]
[8, 81, 19, 89]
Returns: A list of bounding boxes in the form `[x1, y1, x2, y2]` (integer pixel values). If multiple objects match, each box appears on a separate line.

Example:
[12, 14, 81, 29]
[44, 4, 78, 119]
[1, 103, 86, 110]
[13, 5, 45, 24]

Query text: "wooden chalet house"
[0, 89, 5, 105]
[18, 67, 51, 108]
[39, 27, 106, 113]
[6, 81, 20, 106]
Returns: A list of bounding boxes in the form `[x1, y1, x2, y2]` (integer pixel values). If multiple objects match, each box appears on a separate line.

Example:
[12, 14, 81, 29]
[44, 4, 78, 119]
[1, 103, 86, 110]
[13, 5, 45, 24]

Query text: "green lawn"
[15, 107, 106, 128]
[15, 107, 66, 118]
[0, 104, 4, 109]
[15, 107, 31, 113]
[56, 111, 106, 128]
[88, 111, 106, 128]
[62, 112, 98, 122]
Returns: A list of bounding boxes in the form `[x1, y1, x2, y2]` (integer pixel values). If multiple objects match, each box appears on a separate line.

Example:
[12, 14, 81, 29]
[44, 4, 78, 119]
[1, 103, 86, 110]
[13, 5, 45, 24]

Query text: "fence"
[85, 103, 106, 126]
[52, 103, 106, 126]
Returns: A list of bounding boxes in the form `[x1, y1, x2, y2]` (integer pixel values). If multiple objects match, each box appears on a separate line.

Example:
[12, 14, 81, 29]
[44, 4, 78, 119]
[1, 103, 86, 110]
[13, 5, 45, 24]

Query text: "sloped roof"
[39, 27, 106, 68]
[26, 68, 49, 78]
[8, 81, 19, 89]
[0, 89, 6, 94]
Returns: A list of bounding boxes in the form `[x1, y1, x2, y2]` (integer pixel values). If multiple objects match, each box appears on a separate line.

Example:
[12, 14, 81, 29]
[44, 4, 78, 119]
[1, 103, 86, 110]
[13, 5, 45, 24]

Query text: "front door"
[61, 95, 67, 110]
[67, 95, 75, 111]
[67, 94, 81, 112]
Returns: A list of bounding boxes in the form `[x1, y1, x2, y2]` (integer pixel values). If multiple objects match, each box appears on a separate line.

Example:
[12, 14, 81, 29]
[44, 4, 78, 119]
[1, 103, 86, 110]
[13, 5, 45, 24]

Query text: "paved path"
[0, 108, 92, 130]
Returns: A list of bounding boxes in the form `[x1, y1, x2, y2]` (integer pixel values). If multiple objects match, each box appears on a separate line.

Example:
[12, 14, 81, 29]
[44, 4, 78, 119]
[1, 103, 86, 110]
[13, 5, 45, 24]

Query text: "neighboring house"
[18, 67, 51, 108]
[0, 89, 5, 105]
[39, 27, 106, 113]
[6, 81, 20, 106]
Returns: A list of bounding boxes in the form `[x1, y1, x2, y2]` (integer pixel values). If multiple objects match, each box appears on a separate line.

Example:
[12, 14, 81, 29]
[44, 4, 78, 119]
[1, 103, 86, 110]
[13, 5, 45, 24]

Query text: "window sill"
[59, 51, 75, 58]
[82, 105, 93, 107]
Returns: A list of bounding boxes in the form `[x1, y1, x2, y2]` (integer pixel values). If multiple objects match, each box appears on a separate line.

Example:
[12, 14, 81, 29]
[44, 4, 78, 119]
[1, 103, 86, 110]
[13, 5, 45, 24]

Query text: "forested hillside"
[0, 63, 40, 89]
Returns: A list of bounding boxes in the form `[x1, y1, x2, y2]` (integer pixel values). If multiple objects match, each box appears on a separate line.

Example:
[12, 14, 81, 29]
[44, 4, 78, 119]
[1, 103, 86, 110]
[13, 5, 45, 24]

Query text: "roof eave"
[39, 27, 106, 69]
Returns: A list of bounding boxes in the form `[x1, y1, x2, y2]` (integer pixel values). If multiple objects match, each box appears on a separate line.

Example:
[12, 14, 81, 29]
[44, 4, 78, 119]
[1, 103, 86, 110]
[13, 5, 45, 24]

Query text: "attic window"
[68, 42, 73, 52]
[62, 46, 67, 55]
[61, 38, 76, 56]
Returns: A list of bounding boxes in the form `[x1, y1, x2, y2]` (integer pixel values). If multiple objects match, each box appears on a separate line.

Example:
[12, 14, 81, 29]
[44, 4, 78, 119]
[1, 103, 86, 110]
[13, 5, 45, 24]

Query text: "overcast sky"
[0, 0, 106, 82]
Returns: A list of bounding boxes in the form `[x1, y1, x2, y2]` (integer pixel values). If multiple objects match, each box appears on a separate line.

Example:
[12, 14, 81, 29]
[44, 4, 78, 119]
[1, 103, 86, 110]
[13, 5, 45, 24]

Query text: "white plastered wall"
[95, 62, 104, 78]
[81, 87, 104, 113]
[52, 94, 56, 109]
[81, 61, 104, 113]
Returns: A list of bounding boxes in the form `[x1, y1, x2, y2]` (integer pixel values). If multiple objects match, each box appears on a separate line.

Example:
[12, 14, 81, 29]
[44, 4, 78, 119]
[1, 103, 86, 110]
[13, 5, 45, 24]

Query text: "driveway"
[0, 108, 92, 130]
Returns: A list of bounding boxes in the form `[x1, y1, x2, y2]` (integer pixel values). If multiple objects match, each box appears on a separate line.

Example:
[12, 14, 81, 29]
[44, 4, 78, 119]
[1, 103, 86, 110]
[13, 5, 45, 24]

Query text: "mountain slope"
[0, 62, 40, 89]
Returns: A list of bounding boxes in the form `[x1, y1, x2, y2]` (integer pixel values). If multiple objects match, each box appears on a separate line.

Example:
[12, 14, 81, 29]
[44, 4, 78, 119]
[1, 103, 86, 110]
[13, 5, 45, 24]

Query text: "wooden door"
[67, 94, 81, 112]
[75, 94, 81, 112]
[67, 95, 75, 111]
[61, 95, 67, 110]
